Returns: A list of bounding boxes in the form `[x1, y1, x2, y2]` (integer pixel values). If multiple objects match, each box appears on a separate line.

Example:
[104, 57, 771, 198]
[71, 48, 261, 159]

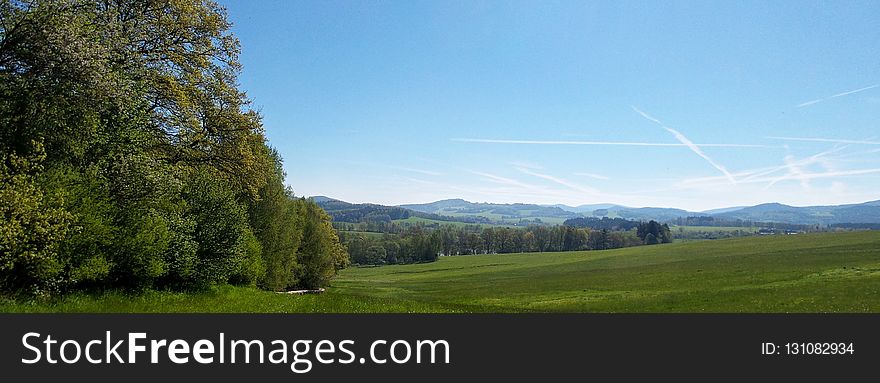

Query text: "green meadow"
[3, 231, 879, 313]
[671, 225, 758, 233]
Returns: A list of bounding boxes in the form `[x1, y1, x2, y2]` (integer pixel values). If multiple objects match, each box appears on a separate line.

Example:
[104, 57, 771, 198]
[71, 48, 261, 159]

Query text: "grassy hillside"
[671, 225, 758, 233]
[333, 231, 880, 312]
[3, 231, 879, 313]
[398, 199, 578, 225]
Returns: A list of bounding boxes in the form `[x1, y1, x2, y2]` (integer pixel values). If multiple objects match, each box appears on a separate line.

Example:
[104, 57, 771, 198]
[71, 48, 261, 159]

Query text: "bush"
[42, 167, 115, 288]
[0, 146, 72, 295]
[183, 169, 263, 288]
[159, 210, 199, 289]
[296, 200, 348, 290]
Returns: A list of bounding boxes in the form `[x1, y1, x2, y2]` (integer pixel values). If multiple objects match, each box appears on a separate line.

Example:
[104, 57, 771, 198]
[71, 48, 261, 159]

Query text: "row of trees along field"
[0, 0, 348, 297]
[343, 221, 672, 266]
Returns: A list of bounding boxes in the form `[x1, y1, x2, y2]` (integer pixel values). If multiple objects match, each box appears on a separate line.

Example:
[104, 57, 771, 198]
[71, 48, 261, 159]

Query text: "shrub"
[0, 147, 72, 296]
[295, 200, 348, 290]
[183, 169, 262, 288]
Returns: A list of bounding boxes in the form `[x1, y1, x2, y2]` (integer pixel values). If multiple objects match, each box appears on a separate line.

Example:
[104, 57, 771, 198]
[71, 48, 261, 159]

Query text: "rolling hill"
[313, 196, 494, 225]
[400, 199, 579, 223]
[535, 199, 880, 225]
[714, 201, 880, 225]
[313, 196, 880, 226]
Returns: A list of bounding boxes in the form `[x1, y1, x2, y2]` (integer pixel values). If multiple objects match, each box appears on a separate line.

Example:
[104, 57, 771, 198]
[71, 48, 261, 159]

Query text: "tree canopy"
[0, 0, 348, 296]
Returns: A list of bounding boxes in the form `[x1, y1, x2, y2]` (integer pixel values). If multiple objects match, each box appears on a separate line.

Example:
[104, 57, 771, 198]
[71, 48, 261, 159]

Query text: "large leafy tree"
[1, 0, 271, 194]
[0, 0, 348, 295]
[296, 200, 348, 290]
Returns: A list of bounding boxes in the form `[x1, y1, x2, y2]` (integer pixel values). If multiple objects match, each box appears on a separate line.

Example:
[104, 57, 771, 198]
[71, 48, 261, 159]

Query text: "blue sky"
[222, 0, 880, 211]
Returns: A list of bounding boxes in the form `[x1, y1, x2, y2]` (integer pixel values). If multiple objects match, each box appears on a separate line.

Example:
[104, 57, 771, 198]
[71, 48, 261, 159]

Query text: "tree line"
[317, 199, 495, 226]
[0, 0, 347, 296]
[344, 221, 672, 266]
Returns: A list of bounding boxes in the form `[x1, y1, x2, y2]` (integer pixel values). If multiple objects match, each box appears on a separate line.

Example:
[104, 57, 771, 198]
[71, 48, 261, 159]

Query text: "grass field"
[671, 225, 758, 233]
[2, 231, 879, 313]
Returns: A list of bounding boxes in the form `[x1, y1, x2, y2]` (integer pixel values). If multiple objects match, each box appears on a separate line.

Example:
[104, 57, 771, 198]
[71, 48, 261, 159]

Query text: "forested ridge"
[0, 0, 348, 296]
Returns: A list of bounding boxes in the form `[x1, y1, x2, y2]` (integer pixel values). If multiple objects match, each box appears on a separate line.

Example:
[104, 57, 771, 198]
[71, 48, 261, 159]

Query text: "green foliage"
[343, 222, 644, 265]
[113, 211, 172, 286]
[637, 220, 672, 244]
[296, 200, 348, 290]
[247, 150, 303, 291]
[159, 208, 199, 289]
[183, 169, 260, 287]
[0, 144, 72, 295]
[365, 245, 387, 265]
[229, 228, 264, 286]
[0, 1, 349, 297]
[42, 167, 115, 287]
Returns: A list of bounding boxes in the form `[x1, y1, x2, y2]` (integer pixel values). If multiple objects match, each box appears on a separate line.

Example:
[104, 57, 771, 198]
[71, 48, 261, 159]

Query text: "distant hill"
[601, 207, 697, 221]
[548, 204, 697, 221]
[546, 199, 880, 225]
[312, 197, 493, 225]
[700, 206, 747, 215]
[400, 199, 579, 224]
[312, 197, 414, 223]
[311, 196, 880, 226]
[545, 203, 623, 213]
[715, 200, 880, 225]
[310, 195, 339, 203]
[399, 199, 471, 214]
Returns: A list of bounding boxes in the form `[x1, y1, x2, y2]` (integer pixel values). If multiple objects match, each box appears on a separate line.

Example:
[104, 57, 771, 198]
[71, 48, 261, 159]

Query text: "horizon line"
[305, 194, 880, 213]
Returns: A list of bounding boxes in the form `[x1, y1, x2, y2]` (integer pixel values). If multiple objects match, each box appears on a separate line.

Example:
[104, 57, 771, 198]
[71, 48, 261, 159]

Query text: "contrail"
[393, 166, 444, 176]
[516, 167, 598, 194]
[663, 127, 737, 184]
[681, 168, 880, 189]
[574, 172, 610, 180]
[630, 106, 663, 125]
[796, 99, 824, 108]
[766, 136, 880, 145]
[469, 170, 539, 190]
[631, 106, 737, 184]
[451, 138, 772, 148]
[796, 84, 879, 108]
[739, 146, 846, 183]
[762, 168, 880, 188]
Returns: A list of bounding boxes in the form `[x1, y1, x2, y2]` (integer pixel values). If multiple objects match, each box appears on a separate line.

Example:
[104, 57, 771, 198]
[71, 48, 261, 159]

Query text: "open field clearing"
[3, 231, 879, 313]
